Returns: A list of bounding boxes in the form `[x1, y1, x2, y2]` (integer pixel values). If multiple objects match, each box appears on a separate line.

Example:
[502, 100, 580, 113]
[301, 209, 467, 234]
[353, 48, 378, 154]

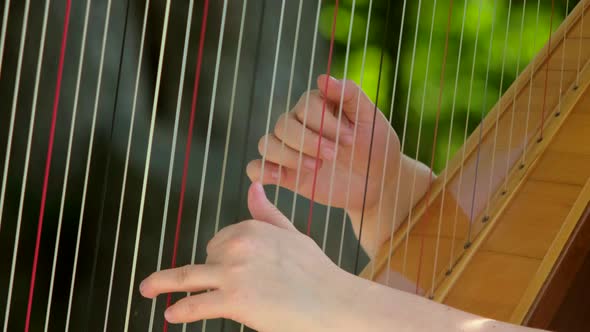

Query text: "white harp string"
[0, 0, 10, 78]
[372, 0, 409, 279]
[147, 0, 196, 329]
[337, 0, 374, 268]
[483, 0, 513, 224]
[449, 0, 484, 246]
[431, 0, 470, 293]
[260, 0, 287, 182]
[290, 0, 323, 223]
[403, 0, 439, 281]
[502, 0, 528, 194]
[558, 0, 571, 116]
[186, 2, 229, 331]
[3, 1, 36, 329]
[65, 0, 113, 329]
[239, 2, 286, 331]
[214, 0, 248, 241]
[104, 0, 151, 329]
[322, 0, 357, 253]
[45, 0, 88, 329]
[520, 0, 542, 167]
[468, 0, 499, 237]
[124, 0, 172, 328]
[0, 0, 29, 240]
[576, 2, 585, 85]
[440, 0, 468, 276]
[391, 0, 423, 276]
[274, 0, 304, 206]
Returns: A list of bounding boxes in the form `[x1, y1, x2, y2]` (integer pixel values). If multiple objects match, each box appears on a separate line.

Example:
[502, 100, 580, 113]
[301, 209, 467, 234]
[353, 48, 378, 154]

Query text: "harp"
[0, 0, 588, 331]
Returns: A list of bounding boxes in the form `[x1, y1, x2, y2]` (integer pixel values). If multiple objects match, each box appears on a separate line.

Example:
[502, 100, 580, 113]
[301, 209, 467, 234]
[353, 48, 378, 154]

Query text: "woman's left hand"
[140, 182, 363, 332]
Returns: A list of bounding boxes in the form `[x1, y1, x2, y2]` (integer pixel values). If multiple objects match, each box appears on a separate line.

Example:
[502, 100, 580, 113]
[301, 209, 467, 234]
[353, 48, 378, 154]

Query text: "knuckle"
[226, 287, 252, 309]
[294, 104, 307, 121]
[227, 234, 255, 255]
[274, 115, 285, 138]
[176, 265, 192, 285]
[257, 136, 267, 155]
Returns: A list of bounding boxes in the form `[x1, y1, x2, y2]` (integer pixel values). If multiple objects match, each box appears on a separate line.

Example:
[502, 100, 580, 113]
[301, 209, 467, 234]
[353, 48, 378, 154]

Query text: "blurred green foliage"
[321, 0, 577, 172]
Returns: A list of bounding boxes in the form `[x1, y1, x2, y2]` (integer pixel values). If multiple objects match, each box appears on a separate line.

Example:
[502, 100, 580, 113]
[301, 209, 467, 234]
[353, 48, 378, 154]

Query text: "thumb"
[317, 74, 376, 124]
[248, 182, 296, 231]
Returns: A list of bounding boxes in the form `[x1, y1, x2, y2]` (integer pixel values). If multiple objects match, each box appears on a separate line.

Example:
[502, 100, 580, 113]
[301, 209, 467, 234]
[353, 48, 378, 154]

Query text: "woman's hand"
[247, 75, 401, 215]
[246, 75, 432, 257]
[140, 182, 362, 331]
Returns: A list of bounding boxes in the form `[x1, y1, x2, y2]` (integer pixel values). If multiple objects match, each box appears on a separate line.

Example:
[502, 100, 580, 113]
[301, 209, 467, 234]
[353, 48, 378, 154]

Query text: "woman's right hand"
[246, 75, 401, 217]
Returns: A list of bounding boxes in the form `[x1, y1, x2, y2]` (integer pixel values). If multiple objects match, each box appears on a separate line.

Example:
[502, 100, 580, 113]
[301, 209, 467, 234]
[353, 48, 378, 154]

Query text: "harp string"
[502, 0, 528, 198]
[337, 0, 375, 268]
[539, 0, 556, 140]
[456, 0, 484, 245]
[444, 0, 471, 276]
[289, 0, 323, 224]
[25, 1, 71, 331]
[422, 0, 456, 297]
[483, 0, 514, 221]
[0, 0, 30, 238]
[274, 0, 304, 207]
[64, 0, 113, 329]
[124, 0, 173, 329]
[305, 0, 339, 236]
[161, 0, 210, 330]
[397, 0, 424, 276]
[576, 3, 586, 86]
[322, 0, 357, 253]
[384, 0, 415, 284]
[405, 0, 443, 292]
[104, 0, 153, 328]
[45, 0, 89, 329]
[212, 3, 248, 332]
[234, 1, 267, 227]
[352, 0, 391, 275]
[260, 0, 287, 182]
[520, 0, 542, 170]
[147, 0, 197, 329]
[370, 0, 409, 279]
[188, 1, 229, 331]
[557, 0, 572, 117]
[467, 0, 500, 249]
[0, 0, 9, 78]
[85, 0, 132, 327]
[2, 0, 36, 329]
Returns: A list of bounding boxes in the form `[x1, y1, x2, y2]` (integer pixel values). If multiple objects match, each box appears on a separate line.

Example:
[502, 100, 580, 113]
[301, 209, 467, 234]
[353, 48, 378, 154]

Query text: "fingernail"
[164, 309, 173, 322]
[303, 158, 318, 170]
[329, 75, 340, 84]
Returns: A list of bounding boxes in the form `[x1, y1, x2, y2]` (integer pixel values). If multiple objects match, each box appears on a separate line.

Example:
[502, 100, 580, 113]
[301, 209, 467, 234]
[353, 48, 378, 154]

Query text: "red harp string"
[164, 0, 210, 331]
[307, 0, 340, 236]
[25, 0, 72, 331]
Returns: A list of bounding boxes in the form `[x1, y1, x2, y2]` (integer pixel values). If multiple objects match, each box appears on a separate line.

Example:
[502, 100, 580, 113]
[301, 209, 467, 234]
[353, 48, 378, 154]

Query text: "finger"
[258, 134, 322, 171]
[140, 264, 222, 299]
[248, 182, 296, 231]
[165, 291, 229, 324]
[292, 91, 354, 146]
[246, 159, 301, 191]
[317, 74, 377, 124]
[274, 112, 337, 161]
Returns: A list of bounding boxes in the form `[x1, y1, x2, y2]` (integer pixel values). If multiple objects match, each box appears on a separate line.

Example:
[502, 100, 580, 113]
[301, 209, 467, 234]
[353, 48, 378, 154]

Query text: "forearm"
[336, 275, 545, 332]
[346, 154, 433, 258]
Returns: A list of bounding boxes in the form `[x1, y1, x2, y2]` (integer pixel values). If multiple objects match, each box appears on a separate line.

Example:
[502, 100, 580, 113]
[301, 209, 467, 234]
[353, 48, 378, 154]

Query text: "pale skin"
[140, 75, 543, 331]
